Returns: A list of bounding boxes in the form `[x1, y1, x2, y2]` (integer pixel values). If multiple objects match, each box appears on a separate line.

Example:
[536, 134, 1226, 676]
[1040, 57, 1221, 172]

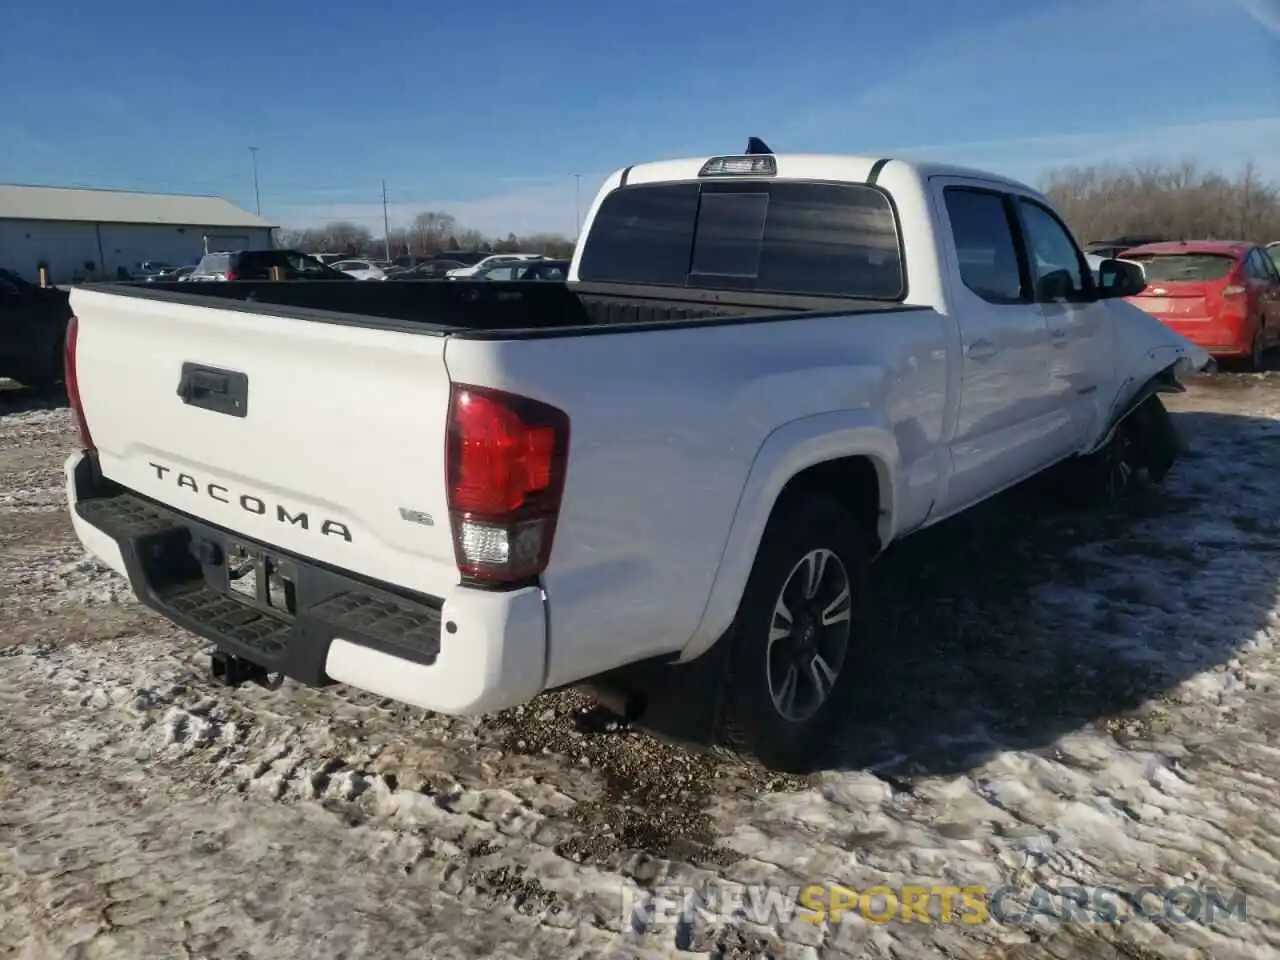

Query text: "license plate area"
[223, 539, 298, 619]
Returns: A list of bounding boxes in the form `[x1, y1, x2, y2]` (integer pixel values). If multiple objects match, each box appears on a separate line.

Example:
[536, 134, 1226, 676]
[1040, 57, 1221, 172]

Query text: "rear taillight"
[1222, 263, 1249, 298]
[446, 383, 569, 585]
[63, 315, 95, 451]
[224, 270, 238, 281]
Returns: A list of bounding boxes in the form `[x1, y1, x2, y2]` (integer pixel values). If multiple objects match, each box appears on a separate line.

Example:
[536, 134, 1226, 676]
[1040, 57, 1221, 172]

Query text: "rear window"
[577, 180, 904, 299]
[1125, 253, 1238, 283]
[196, 253, 231, 273]
[239, 250, 336, 278]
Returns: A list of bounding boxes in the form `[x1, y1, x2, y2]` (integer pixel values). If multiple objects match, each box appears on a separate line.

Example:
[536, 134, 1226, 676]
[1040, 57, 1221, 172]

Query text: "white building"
[0, 183, 276, 283]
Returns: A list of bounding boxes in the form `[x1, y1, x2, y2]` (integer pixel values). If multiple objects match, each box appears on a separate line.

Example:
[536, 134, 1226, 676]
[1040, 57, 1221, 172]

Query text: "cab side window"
[943, 187, 1025, 304]
[1016, 199, 1090, 301]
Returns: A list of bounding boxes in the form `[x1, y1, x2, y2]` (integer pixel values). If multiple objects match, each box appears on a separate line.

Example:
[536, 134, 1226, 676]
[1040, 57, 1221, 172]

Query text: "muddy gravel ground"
[3, 376, 1280, 959]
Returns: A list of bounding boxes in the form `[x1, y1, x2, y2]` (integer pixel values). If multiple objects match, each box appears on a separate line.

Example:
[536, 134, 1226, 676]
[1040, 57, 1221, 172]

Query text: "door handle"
[177, 362, 249, 417]
[1050, 327, 1069, 346]
[967, 339, 999, 361]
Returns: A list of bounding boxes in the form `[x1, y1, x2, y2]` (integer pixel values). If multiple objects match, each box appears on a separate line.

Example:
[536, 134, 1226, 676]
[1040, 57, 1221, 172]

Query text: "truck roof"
[616, 153, 1039, 194]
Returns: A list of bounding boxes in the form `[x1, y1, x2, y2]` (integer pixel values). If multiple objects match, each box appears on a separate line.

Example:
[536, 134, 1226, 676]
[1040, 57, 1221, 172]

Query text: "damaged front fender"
[1083, 305, 1213, 458]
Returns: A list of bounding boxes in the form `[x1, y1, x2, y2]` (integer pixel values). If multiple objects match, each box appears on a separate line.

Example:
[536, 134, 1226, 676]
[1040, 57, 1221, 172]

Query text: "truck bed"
[84, 279, 915, 339]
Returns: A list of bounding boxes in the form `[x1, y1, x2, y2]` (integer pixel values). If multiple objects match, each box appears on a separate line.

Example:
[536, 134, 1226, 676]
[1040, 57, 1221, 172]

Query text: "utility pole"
[381, 179, 392, 261]
[248, 147, 261, 216]
[573, 173, 582, 240]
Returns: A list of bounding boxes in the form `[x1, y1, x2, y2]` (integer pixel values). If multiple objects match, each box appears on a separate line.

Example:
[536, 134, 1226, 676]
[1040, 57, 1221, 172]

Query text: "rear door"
[933, 181, 1058, 512]
[70, 287, 462, 598]
[1246, 247, 1280, 343]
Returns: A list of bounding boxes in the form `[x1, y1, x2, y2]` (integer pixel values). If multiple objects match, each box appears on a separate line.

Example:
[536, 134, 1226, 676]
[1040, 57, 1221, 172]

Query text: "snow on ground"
[3, 377, 1280, 959]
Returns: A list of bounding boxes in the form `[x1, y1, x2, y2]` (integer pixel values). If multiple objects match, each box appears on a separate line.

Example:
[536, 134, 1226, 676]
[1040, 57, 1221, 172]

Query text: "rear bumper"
[1158, 318, 1248, 357]
[64, 450, 548, 716]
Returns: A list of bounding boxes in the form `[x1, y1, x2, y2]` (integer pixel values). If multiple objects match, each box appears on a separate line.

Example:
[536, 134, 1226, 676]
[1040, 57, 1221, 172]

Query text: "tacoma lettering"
[148, 461, 352, 542]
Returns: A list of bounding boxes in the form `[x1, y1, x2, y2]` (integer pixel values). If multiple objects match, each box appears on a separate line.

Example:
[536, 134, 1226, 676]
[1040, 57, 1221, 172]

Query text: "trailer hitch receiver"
[210, 650, 283, 690]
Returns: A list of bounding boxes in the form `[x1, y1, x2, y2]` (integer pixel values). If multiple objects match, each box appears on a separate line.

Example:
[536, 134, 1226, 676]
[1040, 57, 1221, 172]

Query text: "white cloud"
[272, 116, 1280, 235]
[273, 175, 610, 237]
[1234, 0, 1280, 32]
[881, 116, 1280, 185]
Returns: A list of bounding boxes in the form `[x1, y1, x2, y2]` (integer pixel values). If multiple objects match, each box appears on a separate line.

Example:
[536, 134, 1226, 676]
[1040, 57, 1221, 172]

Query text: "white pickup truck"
[62, 144, 1209, 772]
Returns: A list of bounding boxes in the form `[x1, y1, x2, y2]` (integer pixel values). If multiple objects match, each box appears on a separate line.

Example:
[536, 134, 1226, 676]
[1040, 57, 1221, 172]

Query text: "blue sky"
[1, 0, 1277, 237]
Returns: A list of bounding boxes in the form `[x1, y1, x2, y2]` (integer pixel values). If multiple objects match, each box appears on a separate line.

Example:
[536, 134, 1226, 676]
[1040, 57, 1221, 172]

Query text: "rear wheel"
[1249, 324, 1268, 372]
[712, 496, 869, 773]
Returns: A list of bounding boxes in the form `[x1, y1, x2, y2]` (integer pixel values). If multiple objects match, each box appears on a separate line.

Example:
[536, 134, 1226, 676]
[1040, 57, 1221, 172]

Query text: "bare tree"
[1042, 161, 1280, 244]
[278, 222, 374, 256]
[409, 212, 458, 254]
[282, 211, 577, 263]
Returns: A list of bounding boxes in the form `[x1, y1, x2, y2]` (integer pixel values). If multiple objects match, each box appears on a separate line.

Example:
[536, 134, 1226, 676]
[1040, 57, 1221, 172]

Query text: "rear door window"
[942, 187, 1025, 303]
[578, 180, 904, 299]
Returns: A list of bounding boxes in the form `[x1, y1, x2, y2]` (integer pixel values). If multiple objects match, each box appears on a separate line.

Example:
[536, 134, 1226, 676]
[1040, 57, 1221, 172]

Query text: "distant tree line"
[276, 163, 1280, 264]
[277, 211, 576, 260]
[1042, 161, 1280, 245]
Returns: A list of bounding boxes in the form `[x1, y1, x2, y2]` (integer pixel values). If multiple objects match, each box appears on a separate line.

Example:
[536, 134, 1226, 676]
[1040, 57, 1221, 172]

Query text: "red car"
[1121, 240, 1280, 370]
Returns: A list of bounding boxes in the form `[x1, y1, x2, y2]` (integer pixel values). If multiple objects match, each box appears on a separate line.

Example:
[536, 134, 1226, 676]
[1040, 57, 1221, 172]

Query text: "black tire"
[1249, 325, 1268, 372]
[712, 496, 869, 774]
[1125, 393, 1180, 483]
[1052, 394, 1178, 508]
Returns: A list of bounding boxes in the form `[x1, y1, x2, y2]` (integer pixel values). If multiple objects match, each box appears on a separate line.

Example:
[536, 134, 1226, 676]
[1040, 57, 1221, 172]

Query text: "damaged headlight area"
[1172, 353, 1214, 383]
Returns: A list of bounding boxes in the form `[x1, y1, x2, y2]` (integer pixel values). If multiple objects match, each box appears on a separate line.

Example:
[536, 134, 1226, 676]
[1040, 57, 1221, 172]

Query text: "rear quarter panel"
[444, 306, 951, 687]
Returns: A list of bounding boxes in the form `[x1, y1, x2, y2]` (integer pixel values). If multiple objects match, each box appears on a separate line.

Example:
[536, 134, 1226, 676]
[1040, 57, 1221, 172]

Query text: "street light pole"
[248, 147, 261, 216]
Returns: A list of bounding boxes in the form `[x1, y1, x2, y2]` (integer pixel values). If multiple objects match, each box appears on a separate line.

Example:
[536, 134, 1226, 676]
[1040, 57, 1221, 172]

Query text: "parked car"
[474, 259, 569, 281]
[0, 268, 70, 387]
[1120, 240, 1280, 370]
[389, 260, 468, 280]
[390, 255, 431, 269]
[187, 250, 354, 282]
[1084, 235, 1169, 260]
[129, 261, 176, 280]
[60, 144, 1207, 773]
[330, 259, 387, 281]
[145, 266, 196, 282]
[445, 253, 544, 278]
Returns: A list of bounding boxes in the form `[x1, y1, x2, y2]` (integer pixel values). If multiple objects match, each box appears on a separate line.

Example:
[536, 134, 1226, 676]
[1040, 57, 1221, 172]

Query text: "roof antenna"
[745, 137, 773, 155]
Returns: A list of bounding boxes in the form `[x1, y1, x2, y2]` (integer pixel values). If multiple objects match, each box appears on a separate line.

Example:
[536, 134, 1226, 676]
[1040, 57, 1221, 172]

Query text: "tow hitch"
[210, 650, 283, 690]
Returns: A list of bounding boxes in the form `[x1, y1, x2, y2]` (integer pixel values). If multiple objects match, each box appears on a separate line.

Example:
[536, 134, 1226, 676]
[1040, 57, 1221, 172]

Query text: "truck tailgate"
[70, 287, 459, 597]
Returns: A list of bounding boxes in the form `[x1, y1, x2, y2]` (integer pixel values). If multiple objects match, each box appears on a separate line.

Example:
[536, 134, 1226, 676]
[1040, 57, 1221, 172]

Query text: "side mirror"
[1096, 258, 1146, 299]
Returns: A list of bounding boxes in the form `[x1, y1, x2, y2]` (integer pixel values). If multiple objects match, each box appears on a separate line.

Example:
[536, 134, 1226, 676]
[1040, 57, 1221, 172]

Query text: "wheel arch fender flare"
[678, 410, 900, 663]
